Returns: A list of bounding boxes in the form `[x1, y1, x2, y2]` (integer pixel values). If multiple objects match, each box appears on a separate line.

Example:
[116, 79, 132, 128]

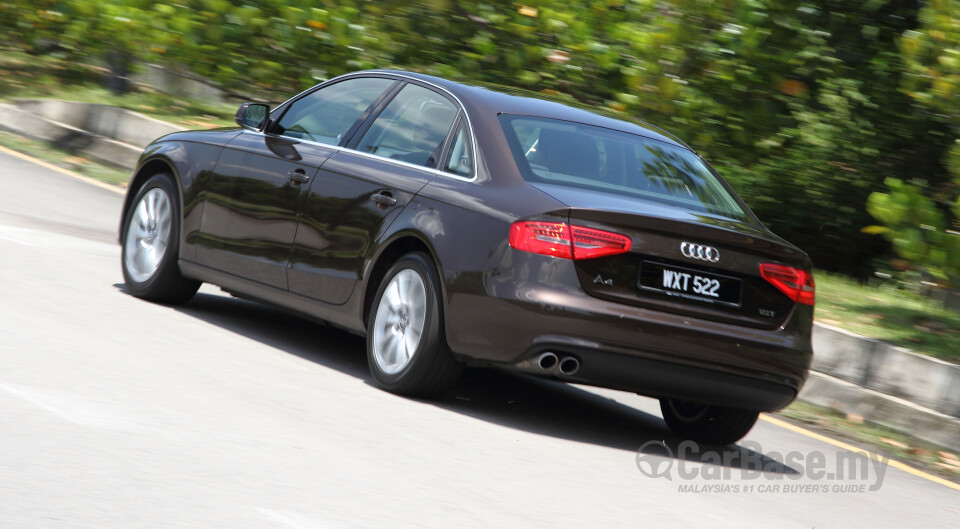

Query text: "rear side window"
[357, 84, 458, 168]
[500, 115, 747, 221]
[443, 120, 472, 177]
[272, 77, 394, 145]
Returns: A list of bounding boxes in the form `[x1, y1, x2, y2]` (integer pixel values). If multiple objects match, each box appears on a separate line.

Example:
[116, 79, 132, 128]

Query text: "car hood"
[150, 127, 244, 147]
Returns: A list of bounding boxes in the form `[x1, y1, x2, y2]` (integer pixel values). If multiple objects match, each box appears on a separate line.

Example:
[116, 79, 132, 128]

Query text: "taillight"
[509, 222, 573, 258]
[760, 263, 815, 305]
[509, 221, 631, 260]
[570, 225, 632, 259]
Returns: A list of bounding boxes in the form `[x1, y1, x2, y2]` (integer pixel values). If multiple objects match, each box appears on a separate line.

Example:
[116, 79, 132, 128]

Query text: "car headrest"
[537, 128, 599, 179]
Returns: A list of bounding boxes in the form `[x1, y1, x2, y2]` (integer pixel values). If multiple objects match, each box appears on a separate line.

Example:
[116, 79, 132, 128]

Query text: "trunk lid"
[533, 183, 810, 329]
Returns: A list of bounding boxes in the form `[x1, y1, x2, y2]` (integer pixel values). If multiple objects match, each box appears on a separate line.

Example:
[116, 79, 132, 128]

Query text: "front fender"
[120, 131, 240, 261]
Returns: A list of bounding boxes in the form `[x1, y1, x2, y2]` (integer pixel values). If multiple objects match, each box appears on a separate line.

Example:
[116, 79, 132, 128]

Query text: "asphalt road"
[1, 147, 957, 528]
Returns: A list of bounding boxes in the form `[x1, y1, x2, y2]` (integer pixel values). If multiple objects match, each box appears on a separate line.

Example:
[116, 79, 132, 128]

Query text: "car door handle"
[286, 169, 309, 184]
[370, 192, 398, 208]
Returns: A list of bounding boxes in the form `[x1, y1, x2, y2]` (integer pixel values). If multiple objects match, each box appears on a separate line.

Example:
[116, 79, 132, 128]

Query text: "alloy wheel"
[124, 188, 172, 283]
[372, 269, 427, 375]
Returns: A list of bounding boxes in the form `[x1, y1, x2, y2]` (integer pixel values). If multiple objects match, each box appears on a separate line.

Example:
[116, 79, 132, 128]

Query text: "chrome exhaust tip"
[537, 352, 559, 371]
[558, 356, 580, 376]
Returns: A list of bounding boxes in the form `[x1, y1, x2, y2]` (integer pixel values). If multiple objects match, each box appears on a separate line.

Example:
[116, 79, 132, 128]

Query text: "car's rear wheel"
[121, 173, 200, 304]
[367, 252, 462, 397]
[659, 398, 759, 445]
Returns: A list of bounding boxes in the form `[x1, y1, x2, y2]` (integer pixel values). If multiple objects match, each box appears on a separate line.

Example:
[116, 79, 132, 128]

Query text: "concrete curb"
[136, 63, 230, 104]
[0, 99, 183, 170]
[812, 323, 960, 418]
[0, 103, 139, 169]
[798, 371, 960, 452]
[13, 99, 183, 148]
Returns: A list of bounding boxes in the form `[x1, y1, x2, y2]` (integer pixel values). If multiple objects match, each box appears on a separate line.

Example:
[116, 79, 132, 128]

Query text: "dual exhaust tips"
[536, 352, 580, 376]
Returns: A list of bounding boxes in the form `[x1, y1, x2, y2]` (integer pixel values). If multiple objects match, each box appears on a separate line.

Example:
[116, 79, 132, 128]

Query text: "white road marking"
[0, 234, 38, 247]
[257, 508, 329, 529]
[0, 382, 144, 432]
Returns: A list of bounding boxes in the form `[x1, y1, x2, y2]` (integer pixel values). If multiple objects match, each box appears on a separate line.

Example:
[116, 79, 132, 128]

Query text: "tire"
[121, 173, 200, 304]
[659, 398, 759, 445]
[366, 252, 463, 397]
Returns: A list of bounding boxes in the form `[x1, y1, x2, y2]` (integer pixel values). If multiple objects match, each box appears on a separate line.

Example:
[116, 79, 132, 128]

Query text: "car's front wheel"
[367, 252, 462, 397]
[121, 172, 200, 304]
[659, 398, 759, 445]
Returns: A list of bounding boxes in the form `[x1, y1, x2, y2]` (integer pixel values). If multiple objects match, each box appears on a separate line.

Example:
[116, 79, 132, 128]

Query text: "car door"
[287, 82, 461, 304]
[196, 76, 397, 289]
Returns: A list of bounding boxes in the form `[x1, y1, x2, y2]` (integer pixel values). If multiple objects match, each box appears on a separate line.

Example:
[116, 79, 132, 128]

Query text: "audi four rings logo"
[680, 242, 720, 262]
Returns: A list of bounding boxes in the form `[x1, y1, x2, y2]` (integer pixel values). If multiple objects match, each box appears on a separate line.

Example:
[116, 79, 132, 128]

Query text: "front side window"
[500, 115, 747, 220]
[272, 77, 395, 146]
[357, 84, 458, 168]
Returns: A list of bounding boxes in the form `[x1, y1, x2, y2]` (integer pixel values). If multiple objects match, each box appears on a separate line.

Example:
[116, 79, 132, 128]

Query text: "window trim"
[237, 128, 469, 181]
[266, 72, 479, 182]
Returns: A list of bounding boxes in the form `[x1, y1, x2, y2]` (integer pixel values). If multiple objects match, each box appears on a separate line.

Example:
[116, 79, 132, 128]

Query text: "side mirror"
[235, 103, 269, 131]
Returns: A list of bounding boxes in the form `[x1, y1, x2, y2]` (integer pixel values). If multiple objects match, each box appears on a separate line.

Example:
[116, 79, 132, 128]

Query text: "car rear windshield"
[499, 114, 747, 221]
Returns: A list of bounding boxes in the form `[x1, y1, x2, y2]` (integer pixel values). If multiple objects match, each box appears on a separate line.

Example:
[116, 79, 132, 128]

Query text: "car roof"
[359, 69, 689, 150]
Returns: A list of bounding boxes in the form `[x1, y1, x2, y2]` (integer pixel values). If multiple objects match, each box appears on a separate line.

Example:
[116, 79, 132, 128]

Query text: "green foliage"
[0, 1, 71, 51]
[896, 0, 960, 282]
[2, 0, 960, 277]
[866, 178, 960, 284]
[901, 0, 960, 122]
[733, 78, 891, 275]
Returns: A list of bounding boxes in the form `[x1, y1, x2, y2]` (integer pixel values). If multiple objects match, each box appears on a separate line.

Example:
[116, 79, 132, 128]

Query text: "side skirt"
[179, 259, 367, 335]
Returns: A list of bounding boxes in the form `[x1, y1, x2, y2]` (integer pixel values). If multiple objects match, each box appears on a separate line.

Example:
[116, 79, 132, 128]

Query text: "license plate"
[638, 261, 741, 307]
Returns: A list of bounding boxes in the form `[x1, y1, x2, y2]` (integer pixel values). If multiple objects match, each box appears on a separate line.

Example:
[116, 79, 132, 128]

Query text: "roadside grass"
[776, 400, 960, 484]
[814, 271, 960, 363]
[0, 50, 237, 129]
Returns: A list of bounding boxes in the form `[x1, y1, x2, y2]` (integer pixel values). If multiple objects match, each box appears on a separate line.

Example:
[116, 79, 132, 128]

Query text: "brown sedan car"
[120, 70, 814, 444]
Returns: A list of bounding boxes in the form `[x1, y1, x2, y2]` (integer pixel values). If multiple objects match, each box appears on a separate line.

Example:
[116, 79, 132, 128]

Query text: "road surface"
[0, 147, 957, 528]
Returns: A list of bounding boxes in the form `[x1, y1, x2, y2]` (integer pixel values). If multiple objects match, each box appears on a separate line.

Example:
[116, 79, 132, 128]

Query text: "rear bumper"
[445, 258, 812, 411]
[513, 345, 798, 411]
